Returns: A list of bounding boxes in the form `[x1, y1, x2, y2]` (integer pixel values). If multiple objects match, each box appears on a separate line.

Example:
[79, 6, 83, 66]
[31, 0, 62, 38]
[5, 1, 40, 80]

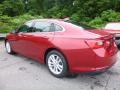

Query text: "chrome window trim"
[53, 23, 65, 32]
[25, 20, 66, 32]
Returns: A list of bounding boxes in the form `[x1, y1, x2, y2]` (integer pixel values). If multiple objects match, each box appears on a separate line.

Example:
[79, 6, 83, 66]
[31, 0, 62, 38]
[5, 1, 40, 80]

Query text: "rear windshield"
[65, 20, 96, 30]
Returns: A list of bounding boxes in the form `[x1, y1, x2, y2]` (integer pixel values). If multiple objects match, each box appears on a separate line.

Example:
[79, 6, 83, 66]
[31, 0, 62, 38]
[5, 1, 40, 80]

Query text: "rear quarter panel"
[52, 35, 96, 72]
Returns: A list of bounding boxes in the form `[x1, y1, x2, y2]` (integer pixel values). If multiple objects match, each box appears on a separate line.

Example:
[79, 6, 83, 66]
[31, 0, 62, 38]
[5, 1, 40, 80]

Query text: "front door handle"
[18, 32, 24, 37]
[23, 35, 27, 37]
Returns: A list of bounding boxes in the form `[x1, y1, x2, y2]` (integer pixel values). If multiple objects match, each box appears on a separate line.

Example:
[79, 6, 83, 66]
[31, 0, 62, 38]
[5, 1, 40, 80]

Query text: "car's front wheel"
[46, 50, 68, 78]
[5, 41, 14, 54]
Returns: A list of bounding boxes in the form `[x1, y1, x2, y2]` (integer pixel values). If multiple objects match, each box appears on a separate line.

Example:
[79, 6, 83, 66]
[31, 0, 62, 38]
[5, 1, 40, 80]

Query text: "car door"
[9, 21, 34, 56]
[21, 21, 55, 61]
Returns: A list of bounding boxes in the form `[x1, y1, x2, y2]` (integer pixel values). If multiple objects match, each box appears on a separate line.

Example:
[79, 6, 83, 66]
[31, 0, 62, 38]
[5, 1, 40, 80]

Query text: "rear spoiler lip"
[84, 34, 114, 40]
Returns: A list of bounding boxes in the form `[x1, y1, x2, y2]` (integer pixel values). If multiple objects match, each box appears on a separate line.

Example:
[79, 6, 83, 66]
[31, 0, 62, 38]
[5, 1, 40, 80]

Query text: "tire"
[5, 41, 15, 54]
[66, 73, 78, 78]
[46, 50, 68, 78]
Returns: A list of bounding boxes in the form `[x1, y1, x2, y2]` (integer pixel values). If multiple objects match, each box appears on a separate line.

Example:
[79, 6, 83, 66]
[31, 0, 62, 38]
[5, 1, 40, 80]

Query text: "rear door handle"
[43, 36, 48, 38]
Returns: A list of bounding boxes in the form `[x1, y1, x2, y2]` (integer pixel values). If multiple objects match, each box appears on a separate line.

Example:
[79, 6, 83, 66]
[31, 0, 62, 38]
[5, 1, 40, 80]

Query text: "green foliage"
[101, 10, 120, 22]
[1, 0, 120, 33]
[89, 10, 120, 28]
[0, 0, 24, 16]
[0, 14, 43, 33]
[89, 17, 104, 28]
[0, 22, 12, 33]
[1, 0, 120, 18]
[71, 13, 80, 22]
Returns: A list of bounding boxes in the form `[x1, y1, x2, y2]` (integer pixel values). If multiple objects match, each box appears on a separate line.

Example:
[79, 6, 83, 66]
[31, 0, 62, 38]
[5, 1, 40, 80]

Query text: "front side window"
[33, 22, 52, 32]
[18, 25, 30, 33]
[18, 21, 33, 33]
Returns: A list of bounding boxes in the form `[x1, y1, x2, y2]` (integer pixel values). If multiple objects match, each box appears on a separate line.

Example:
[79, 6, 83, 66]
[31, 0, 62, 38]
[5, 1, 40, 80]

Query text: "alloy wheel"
[48, 54, 63, 75]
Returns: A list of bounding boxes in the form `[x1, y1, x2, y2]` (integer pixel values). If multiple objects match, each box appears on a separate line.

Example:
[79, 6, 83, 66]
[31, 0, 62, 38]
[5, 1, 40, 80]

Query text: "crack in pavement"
[104, 73, 111, 90]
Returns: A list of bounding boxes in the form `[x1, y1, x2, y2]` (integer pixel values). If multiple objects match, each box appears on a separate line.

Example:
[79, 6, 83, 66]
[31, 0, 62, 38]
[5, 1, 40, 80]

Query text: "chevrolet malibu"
[5, 19, 118, 78]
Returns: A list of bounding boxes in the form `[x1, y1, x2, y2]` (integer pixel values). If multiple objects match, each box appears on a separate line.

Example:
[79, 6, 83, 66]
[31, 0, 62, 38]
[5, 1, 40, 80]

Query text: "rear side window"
[54, 24, 63, 31]
[33, 22, 52, 32]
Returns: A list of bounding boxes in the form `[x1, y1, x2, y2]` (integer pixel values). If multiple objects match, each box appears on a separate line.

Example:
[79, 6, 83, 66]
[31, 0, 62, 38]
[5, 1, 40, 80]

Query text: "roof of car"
[27, 19, 64, 23]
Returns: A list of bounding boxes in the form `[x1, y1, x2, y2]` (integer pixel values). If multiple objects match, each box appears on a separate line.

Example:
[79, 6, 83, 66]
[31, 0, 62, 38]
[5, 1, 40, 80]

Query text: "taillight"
[85, 40, 104, 49]
[86, 38, 114, 49]
[104, 40, 111, 49]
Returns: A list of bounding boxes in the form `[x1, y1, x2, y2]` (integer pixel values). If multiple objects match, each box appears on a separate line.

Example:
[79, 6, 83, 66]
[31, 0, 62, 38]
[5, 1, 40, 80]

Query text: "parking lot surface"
[0, 41, 120, 90]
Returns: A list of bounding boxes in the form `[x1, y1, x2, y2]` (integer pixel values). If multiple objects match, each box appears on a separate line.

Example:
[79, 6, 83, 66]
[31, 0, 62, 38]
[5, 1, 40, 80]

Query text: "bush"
[0, 22, 13, 33]
[1, 10, 120, 33]
[70, 13, 80, 22]
[89, 17, 104, 28]
[89, 10, 120, 28]
[0, 14, 43, 33]
[101, 10, 120, 22]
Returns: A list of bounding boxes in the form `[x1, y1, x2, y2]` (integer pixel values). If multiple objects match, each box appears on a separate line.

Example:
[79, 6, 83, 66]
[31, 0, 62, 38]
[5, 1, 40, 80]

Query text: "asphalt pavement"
[0, 41, 120, 90]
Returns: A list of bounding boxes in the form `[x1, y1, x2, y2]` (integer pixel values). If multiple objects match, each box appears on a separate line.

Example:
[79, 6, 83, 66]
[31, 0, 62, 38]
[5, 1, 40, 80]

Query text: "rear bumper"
[69, 53, 117, 73]
[72, 63, 116, 74]
[65, 46, 118, 74]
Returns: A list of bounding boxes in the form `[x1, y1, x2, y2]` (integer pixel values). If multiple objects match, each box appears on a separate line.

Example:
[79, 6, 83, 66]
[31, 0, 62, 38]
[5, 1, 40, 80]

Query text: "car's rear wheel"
[46, 50, 68, 78]
[5, 41, 14, 54]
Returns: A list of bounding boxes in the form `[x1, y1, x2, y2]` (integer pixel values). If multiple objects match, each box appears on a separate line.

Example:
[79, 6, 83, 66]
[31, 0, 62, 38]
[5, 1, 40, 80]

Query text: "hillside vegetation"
[0, 0, 120, 33]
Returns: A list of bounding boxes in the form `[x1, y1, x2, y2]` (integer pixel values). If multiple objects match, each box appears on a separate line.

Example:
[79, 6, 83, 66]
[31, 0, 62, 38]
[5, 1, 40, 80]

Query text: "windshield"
[65, 20, 96, 30]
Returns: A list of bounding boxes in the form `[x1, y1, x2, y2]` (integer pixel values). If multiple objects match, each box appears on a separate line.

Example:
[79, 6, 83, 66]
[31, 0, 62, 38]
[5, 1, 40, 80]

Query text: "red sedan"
[5, 19, 118, 78]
